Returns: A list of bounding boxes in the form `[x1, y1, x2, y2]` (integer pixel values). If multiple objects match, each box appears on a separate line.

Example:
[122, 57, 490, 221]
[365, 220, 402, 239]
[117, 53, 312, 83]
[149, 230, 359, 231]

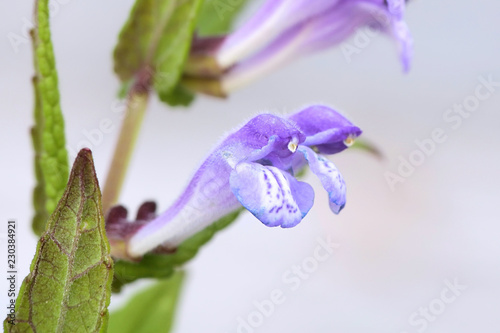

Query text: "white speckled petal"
[297, 146, 346, 214]
[230, 162, 314, 228]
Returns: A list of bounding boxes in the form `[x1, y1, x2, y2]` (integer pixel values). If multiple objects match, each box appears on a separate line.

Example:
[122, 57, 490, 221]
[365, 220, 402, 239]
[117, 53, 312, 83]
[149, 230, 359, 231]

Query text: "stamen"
[288, 137, 299, 153]
[343, 136, 355, 147]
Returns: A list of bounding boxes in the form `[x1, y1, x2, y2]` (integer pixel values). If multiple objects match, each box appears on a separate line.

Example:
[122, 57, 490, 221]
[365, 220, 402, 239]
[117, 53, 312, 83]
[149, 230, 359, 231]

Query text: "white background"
[1, 0, 500, 332]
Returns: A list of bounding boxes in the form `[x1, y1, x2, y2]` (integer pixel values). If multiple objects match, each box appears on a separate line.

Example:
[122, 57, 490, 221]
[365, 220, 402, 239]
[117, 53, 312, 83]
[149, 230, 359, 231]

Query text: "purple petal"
[230, 162, 314, 228]
[391, 20, 413, 72]
[216, 0, 286, 67]
[289, 105, 362, 154]
[297, 146, 346, 214]
[386, 0, 405, 18]
[128, 114, 307, 256]
[295, 0, 413, 73]
[220, 0, 413, 91]
[297, 1, 379, 54]
[367, 0, 413, 72]
[129, 156, 240, 257]
[217, 0, 342, 68]
[222, 22, 310, 92]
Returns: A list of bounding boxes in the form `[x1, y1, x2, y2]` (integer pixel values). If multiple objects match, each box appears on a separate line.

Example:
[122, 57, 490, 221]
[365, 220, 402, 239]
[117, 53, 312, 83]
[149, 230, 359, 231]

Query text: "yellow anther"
[344, 136, 355, 147]
[288, 137, 299, 153]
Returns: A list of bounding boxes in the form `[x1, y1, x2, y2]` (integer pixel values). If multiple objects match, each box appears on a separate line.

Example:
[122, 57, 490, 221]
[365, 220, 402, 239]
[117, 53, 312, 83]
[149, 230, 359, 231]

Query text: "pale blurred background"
[1, 0, 500, 332]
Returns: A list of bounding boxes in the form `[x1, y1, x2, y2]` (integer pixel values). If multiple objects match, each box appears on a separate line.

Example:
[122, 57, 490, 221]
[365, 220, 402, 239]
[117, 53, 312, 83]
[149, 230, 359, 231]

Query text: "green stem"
[102, 90, 150, 214]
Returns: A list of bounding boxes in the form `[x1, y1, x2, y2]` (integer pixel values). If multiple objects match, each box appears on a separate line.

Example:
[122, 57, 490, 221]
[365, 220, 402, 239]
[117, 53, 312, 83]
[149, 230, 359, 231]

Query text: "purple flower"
[185, 0, 412, 95]
[126, 105, 361, 257]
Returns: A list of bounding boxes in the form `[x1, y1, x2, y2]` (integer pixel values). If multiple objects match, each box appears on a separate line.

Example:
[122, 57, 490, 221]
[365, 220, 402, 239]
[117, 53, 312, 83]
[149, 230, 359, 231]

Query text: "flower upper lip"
[289, 105, 362, 154]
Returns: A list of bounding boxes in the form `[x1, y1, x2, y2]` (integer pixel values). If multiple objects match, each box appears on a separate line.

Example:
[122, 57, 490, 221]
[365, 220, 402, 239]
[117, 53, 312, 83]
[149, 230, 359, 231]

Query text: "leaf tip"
[77, 147, 93, 158]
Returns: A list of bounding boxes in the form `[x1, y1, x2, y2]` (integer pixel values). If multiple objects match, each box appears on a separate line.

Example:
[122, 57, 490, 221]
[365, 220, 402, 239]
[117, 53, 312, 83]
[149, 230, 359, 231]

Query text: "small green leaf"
[114, 0, 204, 106]
[113, 0, 158, 82]
[112, 209, 241, 292]
[31, 0, 69, 235]
[351, 139, 383, 159]
[158, 84, 195, 107]
[108, 272, 185, 333]
[197, 0, 250, 35]
[152, 0, 204, 98]
[4, 149, 113, 332]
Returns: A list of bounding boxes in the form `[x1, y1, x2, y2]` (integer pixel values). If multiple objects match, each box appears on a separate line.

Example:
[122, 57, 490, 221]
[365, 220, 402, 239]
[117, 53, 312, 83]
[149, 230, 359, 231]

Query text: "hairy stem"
[102, 86, 150, 214]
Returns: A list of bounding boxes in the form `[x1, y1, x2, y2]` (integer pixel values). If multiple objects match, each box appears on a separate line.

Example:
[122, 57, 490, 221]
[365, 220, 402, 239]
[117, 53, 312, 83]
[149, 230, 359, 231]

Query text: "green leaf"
[113, 0, 204, 106]
[4, 149, 113, 332]
[108, 272, 185, 333]
[113, 0, 158, 82]
[152, 0, 204, 97]
[158, 84, 195, 107]
[197, 0, 250, 36]
[31, 0, 70, 235]
[112, 209, 241, 292]
[351, 139, 383, 159]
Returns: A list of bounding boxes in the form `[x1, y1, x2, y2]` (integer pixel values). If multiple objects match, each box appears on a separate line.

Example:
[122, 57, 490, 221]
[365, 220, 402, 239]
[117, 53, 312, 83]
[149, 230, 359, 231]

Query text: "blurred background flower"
[185, 0, 412, 96]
